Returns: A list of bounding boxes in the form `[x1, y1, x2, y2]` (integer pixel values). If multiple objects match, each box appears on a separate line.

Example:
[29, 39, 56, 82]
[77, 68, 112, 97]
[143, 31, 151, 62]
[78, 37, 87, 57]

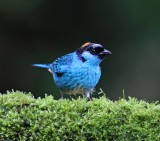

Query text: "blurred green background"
[0, 0, 160, 101]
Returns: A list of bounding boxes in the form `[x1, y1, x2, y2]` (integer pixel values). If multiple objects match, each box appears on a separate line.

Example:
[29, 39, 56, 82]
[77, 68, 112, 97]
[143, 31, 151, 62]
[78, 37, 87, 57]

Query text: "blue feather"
[32, 64, 50, 69]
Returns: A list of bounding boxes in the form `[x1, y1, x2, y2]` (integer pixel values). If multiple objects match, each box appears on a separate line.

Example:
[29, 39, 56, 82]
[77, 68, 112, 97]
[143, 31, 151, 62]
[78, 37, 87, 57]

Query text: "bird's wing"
[51, 53, 73, 73]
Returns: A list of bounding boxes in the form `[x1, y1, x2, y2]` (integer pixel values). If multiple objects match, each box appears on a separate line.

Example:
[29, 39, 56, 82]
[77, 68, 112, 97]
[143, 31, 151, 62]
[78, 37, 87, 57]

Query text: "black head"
[76, 42, 111, 61]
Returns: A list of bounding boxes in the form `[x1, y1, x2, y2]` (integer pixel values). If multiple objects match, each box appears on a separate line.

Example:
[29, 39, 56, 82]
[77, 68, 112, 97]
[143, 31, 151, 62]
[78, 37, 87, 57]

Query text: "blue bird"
[33, 42, 111, 100]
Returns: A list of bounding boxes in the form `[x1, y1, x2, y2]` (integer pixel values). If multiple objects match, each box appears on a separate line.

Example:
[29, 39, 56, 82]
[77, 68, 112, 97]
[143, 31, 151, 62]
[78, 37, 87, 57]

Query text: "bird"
[33, 42, 111, 100]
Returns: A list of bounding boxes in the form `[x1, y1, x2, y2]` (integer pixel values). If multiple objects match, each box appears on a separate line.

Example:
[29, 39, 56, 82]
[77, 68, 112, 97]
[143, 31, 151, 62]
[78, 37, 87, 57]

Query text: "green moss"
[0, 91, 160, 141]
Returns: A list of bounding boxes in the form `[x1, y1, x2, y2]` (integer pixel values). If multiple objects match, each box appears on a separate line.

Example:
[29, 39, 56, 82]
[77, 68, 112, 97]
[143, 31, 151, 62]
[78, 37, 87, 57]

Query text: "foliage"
[0, 91, 160, 141]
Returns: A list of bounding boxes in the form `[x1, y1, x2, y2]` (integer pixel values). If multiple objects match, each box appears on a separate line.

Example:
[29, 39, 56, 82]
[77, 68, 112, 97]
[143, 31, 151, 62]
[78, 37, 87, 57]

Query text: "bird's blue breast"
[53, 66, 101, 94]
[51, 53, 101, 94]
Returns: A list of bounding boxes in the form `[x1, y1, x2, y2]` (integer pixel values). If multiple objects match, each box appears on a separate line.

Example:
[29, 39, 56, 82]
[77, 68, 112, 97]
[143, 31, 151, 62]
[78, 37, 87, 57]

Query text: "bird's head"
[76, 42, 111, 65]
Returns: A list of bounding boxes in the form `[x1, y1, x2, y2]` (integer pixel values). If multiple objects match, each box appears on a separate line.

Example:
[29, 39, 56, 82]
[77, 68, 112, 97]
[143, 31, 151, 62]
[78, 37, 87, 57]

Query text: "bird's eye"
[90, 49, 96, 55]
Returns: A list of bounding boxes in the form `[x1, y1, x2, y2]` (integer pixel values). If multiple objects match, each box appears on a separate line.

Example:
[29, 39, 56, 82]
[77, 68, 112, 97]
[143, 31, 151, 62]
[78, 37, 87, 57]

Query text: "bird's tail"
[32, 64, 53, 73]
[32, 64, 50, 69]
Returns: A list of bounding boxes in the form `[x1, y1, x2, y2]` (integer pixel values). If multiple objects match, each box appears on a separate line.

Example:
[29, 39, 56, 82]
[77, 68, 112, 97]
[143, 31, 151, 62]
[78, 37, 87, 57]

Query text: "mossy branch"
[0, 91, 160, 140]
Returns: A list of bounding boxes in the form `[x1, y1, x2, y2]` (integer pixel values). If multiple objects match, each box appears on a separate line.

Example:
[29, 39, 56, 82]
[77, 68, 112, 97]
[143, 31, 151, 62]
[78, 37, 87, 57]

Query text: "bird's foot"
[86, 97, 92, 101]
[60, 90, 64, 99]
[85, 91, 92, 101]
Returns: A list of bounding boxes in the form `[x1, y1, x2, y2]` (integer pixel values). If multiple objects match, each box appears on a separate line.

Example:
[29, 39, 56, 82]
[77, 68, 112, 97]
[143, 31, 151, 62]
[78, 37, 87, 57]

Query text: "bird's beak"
[103, 49, 111, 55]
[99, 49, 111, 59]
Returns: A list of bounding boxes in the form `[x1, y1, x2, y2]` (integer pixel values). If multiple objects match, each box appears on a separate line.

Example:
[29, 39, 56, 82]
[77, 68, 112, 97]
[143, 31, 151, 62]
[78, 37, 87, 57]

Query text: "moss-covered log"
[0, 91, 160, 141]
